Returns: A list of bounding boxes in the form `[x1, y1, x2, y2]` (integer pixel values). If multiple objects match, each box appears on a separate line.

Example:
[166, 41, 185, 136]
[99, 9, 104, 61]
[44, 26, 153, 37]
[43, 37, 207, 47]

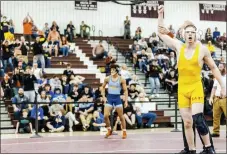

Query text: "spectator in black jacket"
[123, 101, 136, 129]
[63, 64, 74, 81]
[23, 66, 37, 103]
[1, 74, 13, 99]
[32, 36, 46, 71]
[2, 40, 14, 72]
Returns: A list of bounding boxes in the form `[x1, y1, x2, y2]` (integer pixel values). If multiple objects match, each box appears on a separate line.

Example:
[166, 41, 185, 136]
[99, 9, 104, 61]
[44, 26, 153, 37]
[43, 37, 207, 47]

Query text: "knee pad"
[192, 113, 209, 136]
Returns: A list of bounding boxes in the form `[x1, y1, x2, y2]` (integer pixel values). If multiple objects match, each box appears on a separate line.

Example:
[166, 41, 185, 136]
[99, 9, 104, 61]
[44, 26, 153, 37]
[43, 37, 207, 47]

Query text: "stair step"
[1, 121, 12, 127]
[0, 128, 15, 134]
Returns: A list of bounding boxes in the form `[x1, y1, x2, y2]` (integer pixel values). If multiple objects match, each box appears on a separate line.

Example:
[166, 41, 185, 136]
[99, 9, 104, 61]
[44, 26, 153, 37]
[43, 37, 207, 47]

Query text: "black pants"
[31, 118, 46, 131]
[23, 34, 32, 51]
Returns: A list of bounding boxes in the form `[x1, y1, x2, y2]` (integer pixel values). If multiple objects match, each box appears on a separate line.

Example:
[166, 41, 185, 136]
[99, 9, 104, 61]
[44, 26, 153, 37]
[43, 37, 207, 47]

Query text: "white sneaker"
[69, 128, 73, 132]
[74, 120, 79, 125]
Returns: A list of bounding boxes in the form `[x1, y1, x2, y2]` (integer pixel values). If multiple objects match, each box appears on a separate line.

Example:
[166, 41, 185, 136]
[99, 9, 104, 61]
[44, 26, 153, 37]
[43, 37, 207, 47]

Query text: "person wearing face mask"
[12, 88, 30, 120]
[101, 64, 128, 139]
[209, 63, 226, 138]
[158, 5, 225, 153]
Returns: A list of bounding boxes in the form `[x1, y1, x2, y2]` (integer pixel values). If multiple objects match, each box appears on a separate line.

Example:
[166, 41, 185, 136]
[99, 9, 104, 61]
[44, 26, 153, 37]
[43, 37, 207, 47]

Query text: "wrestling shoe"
[105, 128, 112, 138]
[200, 146, 216, 154]
[122, 131, 127, 139]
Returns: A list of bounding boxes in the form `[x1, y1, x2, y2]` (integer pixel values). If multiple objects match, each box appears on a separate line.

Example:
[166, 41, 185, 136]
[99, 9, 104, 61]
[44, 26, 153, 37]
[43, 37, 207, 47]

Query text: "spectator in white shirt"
[138, 38, 148, 50]
[49, 75, 62, 92]
[120, 64, 132, 85]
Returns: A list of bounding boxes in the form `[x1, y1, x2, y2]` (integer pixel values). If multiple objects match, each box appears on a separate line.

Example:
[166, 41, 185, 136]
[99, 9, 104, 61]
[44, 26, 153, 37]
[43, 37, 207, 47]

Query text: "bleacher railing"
[92, 25, 95, 41]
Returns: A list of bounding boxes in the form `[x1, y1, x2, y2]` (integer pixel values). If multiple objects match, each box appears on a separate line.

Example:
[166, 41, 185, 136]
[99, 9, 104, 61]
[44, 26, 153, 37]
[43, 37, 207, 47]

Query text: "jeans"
[136, 113, 157, 127]
[33, 54, 45, 70]
[3, 58, 14, 72]
[9, 27, 14, 34]
[32, 33, 39, 39]
[45, 58, 51, 68]
[139, 60, 146, 71]
[60, 46, 69, 56]
[149, 77, 160, 94]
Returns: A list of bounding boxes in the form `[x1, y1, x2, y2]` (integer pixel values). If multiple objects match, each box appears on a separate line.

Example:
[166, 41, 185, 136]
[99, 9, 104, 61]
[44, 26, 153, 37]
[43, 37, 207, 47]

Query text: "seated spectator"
[207, 41, 216, 58]
[128, 84, 139, 101]
[205, 28, 212, 42]
[43, 47, 51, 68]
[14, 36, 29, 64]
[92, 41, 106, 60]
[63, 64, 74, 80]
[2, 40, 14, 72]
[149, 32, 159, 49]
[147, 59, 162, 98]
[132, 45, 142, 66]
[80, 86, 93, 100]
[168, 52, 177, 69]
[165, 69, 178, 94]
[137, 49, 148, 72]
[0, 60, 4, 77]
[42, 23, 50, 38]
[69, 74, 85, 88]
[94, 86, 106, 100]
[12, 88, 31, 120]
[37, 91, 50, 116]
[47, 26, 61, 57]
[212, 27, 220, 42]
[78, 95, 94, 131]
[61, 74, 70, 95]
[15, 109, 33, 134]
[43, 84, 54, 100]
[91, 111, 106, 131]
[52, 88, 66, 102]
[134, 103, 157, 128]
[60, 36, 70, 57]
[105, 52, 116, 73]
[69, 84, 81, 102]
[138, 38, 148, 50]
[65, 27, 74, 43]
[123, 101, 136, 129]
[93, 98, 104, 114]
[120, 64, 132, 85]
[80, 21, 90, 39]
[31, 62, 43, 80]
[46, 109, 65, 132]
[218, 32, 226, 49]
[1, 16, 10, 33]
[1, 74, 13, 99]
[133, 27, 142, 41]
[49, 75, 62, 92]
[30, 104, 46, 133]
[66, 21, 76, 37]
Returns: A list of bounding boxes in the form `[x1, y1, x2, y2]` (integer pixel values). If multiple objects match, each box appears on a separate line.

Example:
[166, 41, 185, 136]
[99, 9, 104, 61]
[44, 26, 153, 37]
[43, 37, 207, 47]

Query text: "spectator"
[66, 21, 76, 37]
[69, 84, 81, 102]
[65, 27, 74, 43]
[134, 103, 157, 128]
[69, 74, 85, 88]
[212, 27, 220, 42]
[12, 88, 30, 120]
[1, 74, 13, 99]
[49, 75, 62, 92]
[120, 64, 132, 85]
[47, 26, 61, 57]
[168, 51, 177, 69]
[50, 21, 60, 33]
[14, 36, 29, 64]
[137, 49, 148, 72]
[60, 36, 70, 57]
[105, 52, 116, 73]
[63, 64, 74, 80]
[42, 23, 50, 38]
[23, 13, 33, 50]
[147, 60, 162, 98]
[165, 69, 178, 94]
[37, 91, 50, 117]
[218, 32, 226, 49]
[205, 28, 212, 42]
[47, 109, 66, 132]
[15, 109, 33, 134]
[23, 66, 37, 103]
[123, 101, 136, 129]
[138, 38, 148, 50]
[0, 60, 4, 77]
[128, 84, 139, 101]
[32, 36, 46, 71]
[80, 21, 90, 39]
[31, 62, 43, 80]
[30, 104, 46, 133]
[2, 40, 14, 72]
[78, 95, 94, 131]
[149, 32, 159, 50]
[12, 68, 24, 95]
[43, 84, 54, 100]
[92, 40, 106, 60]
[133, 27, 142, 41]
[207, 41, 216, 58]
[91, 111, 106, 131]
[93, 98, 104, 114]
[52, 88, 66, 102]
[168, 25, 175, 35]
[80, 86, 93, 100]
[1, 16, 9, 33]
[61, 74, 70, 95]
[124, 16, 131, 39]
[8, 19, 15, 34]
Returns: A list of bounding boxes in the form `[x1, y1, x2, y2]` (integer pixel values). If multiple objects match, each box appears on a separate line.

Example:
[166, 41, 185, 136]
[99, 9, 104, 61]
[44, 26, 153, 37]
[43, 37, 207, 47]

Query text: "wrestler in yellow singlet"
[178, 43, 204, 108]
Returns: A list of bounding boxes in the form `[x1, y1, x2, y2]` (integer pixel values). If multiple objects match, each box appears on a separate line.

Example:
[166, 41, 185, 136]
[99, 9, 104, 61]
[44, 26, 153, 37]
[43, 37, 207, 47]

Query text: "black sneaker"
[177, 148, 196, 154]
[200, 146, 216, 154]
[211, 133, 220, 137]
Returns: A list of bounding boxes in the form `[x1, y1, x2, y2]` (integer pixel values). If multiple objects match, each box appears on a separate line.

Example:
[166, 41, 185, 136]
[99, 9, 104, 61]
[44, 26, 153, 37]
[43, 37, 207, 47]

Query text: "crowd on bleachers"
[0, 13, 226, 134]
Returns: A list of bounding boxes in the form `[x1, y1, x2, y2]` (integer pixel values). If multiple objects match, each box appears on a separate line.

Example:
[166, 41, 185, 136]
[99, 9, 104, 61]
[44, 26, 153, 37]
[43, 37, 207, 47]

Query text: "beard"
[220, 69, 226, 76]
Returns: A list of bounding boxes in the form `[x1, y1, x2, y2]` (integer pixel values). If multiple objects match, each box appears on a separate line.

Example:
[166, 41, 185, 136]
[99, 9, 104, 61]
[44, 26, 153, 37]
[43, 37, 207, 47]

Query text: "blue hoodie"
[30, 106, 44, 120]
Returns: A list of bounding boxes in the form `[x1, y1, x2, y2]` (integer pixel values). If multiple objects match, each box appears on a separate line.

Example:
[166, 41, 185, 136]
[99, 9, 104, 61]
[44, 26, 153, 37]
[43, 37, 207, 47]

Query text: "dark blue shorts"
[106, 94, 122, 107]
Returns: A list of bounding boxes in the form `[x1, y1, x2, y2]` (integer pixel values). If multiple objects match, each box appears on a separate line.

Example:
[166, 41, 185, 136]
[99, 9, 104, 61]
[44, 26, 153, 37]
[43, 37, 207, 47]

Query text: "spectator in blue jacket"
[30, 104, 46, 132]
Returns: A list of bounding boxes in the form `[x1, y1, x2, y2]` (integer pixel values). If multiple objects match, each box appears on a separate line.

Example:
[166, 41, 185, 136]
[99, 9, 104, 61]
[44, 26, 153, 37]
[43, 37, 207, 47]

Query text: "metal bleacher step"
[0, 128, 15, 134]
[1, 120, 12, 127]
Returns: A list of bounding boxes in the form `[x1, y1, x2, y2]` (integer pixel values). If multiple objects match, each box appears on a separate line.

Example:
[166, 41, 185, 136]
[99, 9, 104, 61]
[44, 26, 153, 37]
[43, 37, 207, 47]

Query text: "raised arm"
[157, 5, 182, 52]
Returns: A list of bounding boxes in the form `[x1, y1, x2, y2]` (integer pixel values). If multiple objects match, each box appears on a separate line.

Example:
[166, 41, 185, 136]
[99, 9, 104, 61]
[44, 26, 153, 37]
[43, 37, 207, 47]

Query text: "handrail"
[99, 30, 103, 37]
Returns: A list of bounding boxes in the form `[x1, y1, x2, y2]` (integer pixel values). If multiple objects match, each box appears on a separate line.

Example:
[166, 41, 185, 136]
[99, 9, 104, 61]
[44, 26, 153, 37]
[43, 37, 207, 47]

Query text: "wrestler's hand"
[158, 25, 170, 35]
[209, 97, 213, 105]
[220, 88, 226, 98]
[124, 100, 128, 108]
[158, 5, 164, 14]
